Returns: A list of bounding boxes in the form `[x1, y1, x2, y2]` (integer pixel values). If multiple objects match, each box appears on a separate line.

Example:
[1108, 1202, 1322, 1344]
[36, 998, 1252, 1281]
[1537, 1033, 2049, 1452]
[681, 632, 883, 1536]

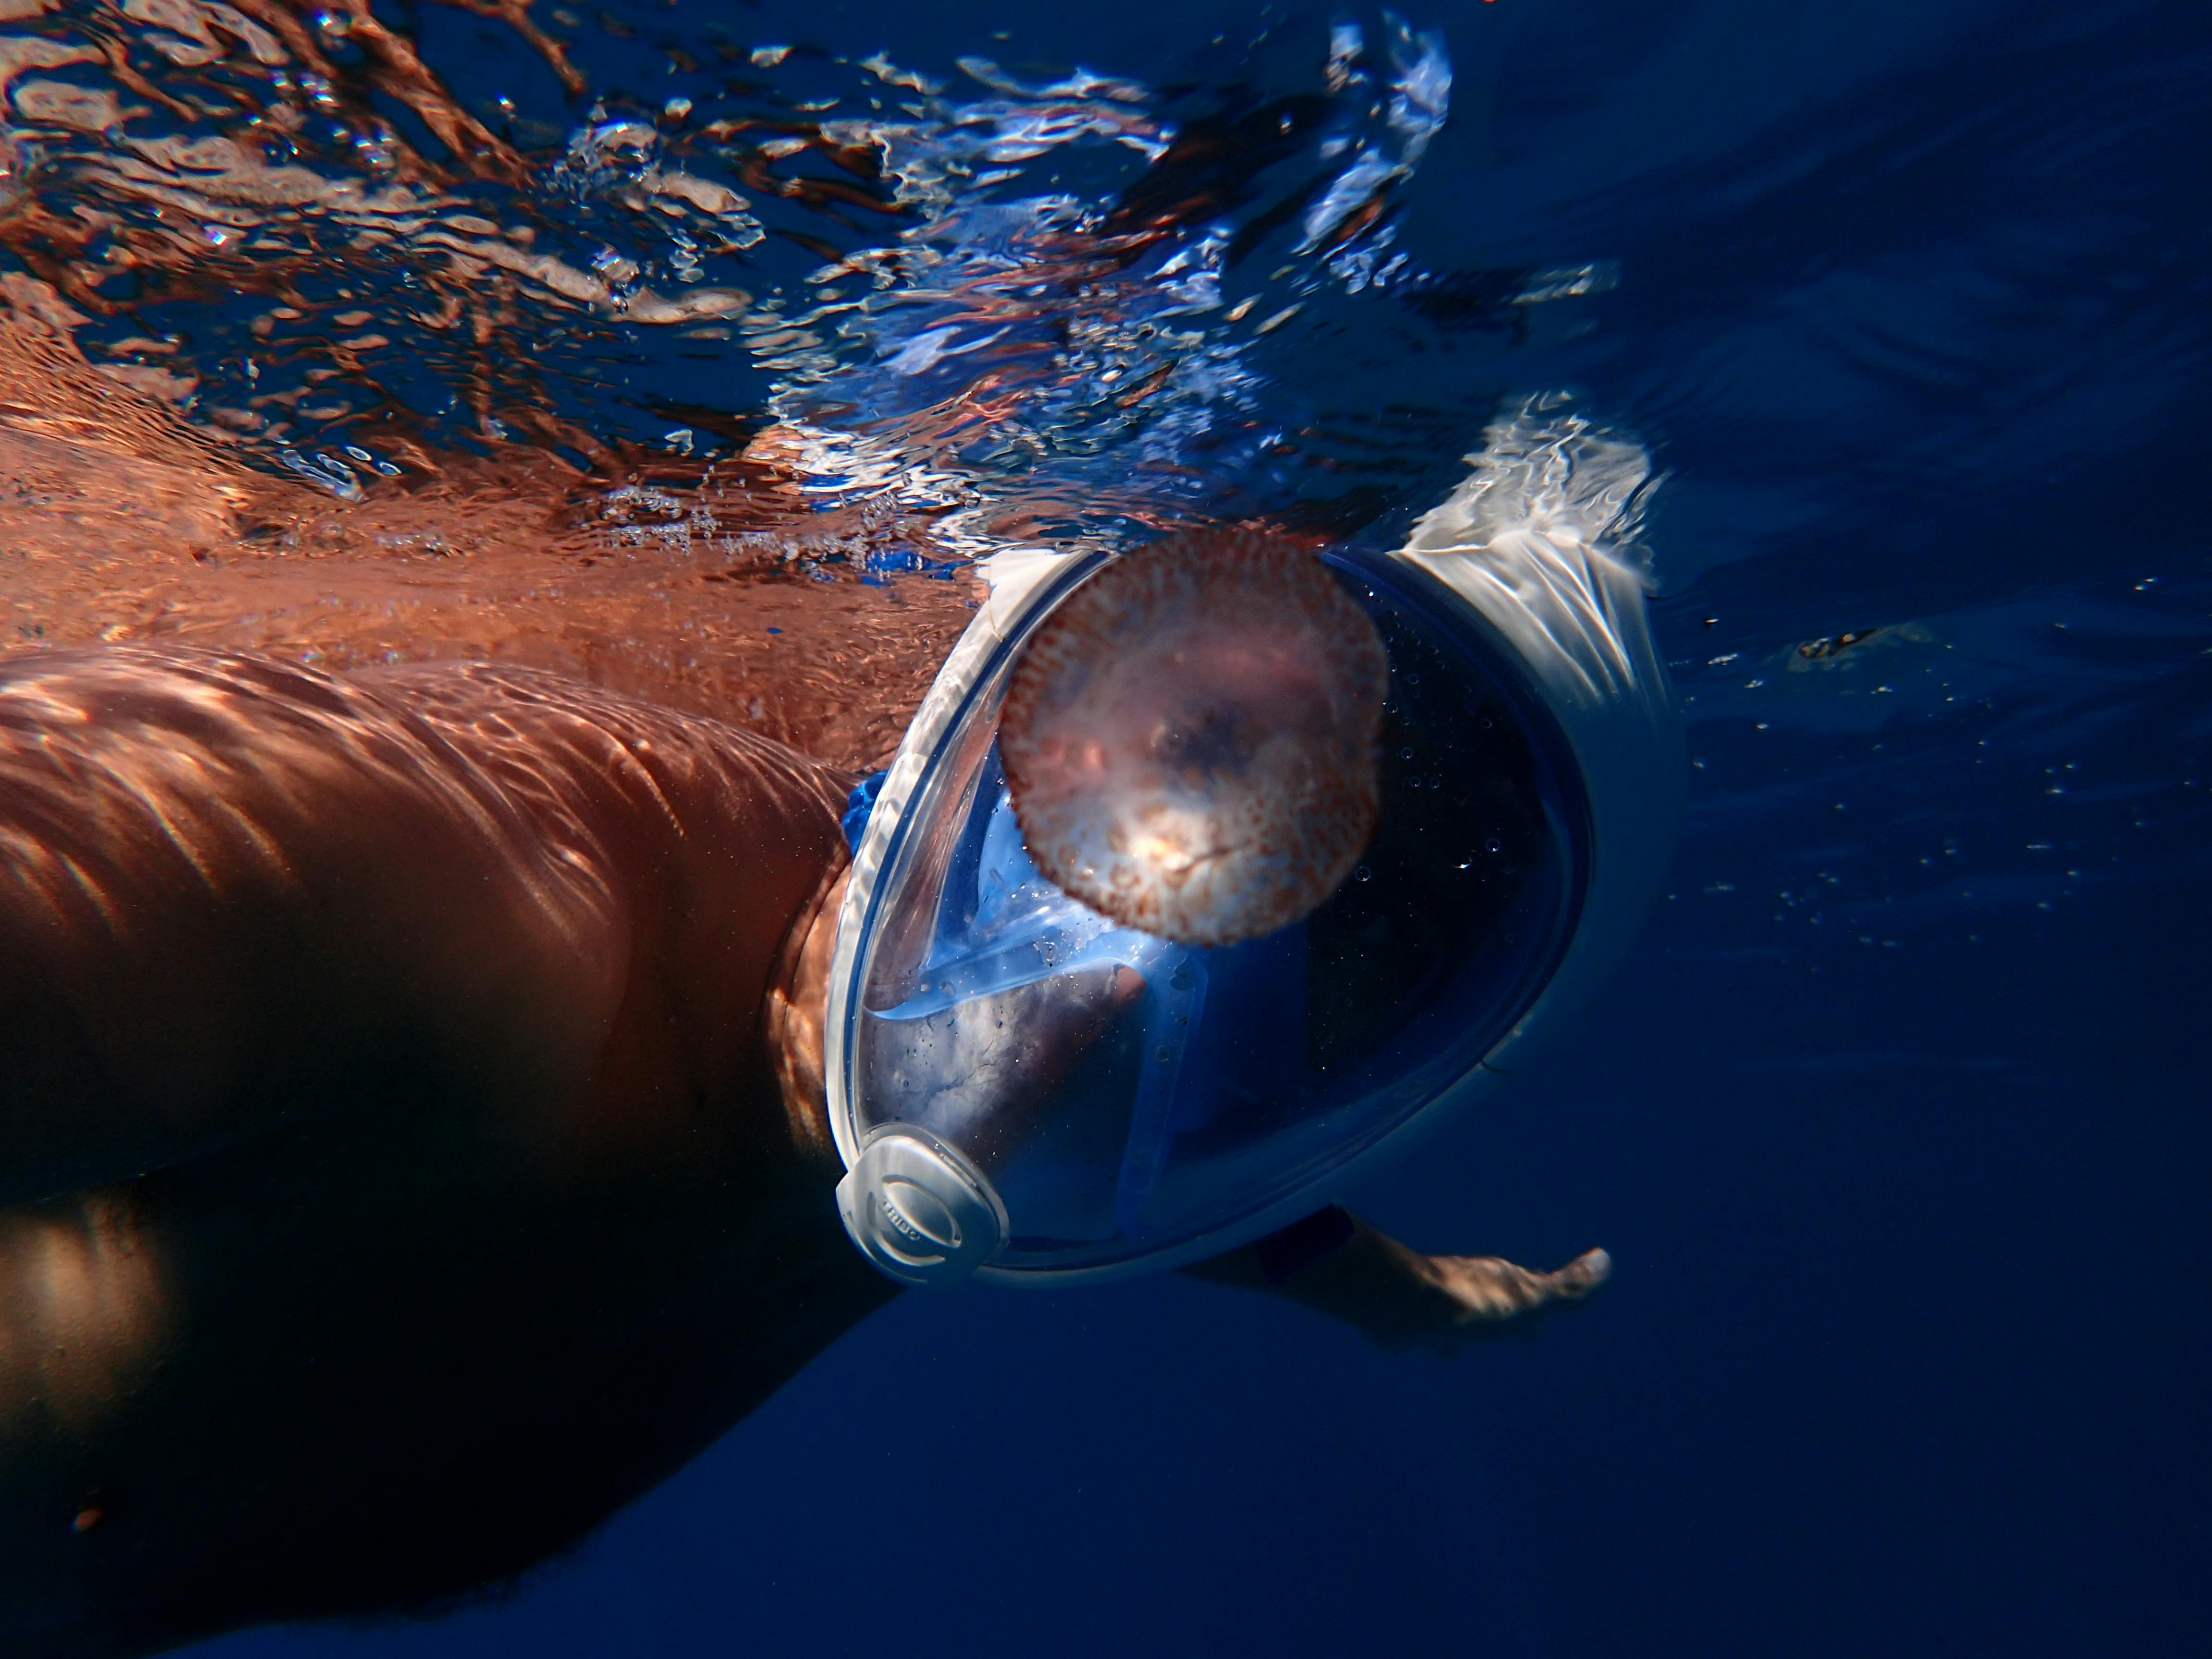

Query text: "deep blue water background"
[192, 0, 2210, 1654]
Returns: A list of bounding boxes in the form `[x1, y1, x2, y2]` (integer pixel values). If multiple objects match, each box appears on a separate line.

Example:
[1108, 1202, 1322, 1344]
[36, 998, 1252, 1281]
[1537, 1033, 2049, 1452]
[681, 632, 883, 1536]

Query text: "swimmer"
[0, 12, 1672, 1643]
[0, 629, 1611, 1657]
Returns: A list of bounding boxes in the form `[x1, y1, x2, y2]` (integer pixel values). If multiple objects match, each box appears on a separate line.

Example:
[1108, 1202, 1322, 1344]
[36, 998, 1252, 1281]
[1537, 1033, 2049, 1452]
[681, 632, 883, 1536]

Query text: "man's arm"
[1183, 1206, 1611, 1349]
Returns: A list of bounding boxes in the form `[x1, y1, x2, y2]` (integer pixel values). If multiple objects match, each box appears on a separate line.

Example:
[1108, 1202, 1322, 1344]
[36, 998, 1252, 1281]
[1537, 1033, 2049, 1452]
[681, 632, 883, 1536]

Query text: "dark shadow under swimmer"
[0, 645, 1607, 1658]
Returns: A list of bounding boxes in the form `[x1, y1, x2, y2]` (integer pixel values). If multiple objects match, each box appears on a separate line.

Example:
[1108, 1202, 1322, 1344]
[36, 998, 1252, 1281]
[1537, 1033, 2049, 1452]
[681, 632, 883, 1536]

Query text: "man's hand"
[1184, 1211, 1611, 1351]
[1419, 1245, 1613, 1342]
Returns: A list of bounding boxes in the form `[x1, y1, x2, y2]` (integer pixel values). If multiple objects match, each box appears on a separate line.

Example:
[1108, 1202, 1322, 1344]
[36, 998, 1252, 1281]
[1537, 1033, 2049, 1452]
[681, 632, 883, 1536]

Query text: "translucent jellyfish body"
[1000, 530, 1390, 947]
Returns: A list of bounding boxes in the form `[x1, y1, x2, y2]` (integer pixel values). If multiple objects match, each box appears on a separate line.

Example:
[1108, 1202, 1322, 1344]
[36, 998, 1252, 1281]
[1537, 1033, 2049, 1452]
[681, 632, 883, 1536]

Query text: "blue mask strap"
[841, 769, 889, 854]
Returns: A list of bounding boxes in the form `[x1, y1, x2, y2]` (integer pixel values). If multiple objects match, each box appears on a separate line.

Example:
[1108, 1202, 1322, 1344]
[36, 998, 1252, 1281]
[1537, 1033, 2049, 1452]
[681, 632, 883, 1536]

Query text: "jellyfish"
[1000, 529, 1390, 947]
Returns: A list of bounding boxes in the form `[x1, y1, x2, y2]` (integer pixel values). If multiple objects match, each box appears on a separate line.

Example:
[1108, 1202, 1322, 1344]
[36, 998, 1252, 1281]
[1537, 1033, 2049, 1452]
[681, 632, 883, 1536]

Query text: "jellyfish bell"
[824, 428, 1682, 1288]
[1000, 530, 1390, 947]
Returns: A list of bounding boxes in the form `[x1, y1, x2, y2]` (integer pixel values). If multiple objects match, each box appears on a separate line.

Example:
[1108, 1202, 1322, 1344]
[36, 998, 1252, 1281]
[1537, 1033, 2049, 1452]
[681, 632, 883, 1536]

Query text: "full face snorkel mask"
[826, 428, 1681, 1286]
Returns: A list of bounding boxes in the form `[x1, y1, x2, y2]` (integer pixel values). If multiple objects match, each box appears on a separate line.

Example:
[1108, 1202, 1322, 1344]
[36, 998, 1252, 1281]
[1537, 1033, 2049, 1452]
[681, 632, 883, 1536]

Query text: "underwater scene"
[0, 0, 2203, 1655]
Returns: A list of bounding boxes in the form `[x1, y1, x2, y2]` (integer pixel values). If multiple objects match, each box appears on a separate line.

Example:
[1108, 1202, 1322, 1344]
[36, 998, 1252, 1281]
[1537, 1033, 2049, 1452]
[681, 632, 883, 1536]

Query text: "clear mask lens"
[835, 549, 1591, 1279]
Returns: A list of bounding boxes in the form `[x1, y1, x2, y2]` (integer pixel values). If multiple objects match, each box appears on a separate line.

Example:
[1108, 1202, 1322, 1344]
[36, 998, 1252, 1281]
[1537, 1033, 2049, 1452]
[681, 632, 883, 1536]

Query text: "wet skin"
[0, 645, 1606, 1658]
[0, 648, 887, 1655]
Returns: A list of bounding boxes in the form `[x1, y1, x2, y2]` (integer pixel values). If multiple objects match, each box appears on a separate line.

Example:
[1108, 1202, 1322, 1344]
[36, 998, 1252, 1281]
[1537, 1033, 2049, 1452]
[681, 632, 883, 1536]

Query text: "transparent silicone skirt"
[826, 544, 1609, 1285]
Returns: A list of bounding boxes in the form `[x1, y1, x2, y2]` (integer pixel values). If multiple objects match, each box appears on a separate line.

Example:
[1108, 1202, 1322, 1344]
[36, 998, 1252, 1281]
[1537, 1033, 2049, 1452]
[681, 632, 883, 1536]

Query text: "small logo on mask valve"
[876, 1176, 960, 1259]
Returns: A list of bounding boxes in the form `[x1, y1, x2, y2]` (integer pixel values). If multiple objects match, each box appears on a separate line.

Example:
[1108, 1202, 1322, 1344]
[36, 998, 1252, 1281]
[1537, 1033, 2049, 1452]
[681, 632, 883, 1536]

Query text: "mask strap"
[840, 769, 890, 853]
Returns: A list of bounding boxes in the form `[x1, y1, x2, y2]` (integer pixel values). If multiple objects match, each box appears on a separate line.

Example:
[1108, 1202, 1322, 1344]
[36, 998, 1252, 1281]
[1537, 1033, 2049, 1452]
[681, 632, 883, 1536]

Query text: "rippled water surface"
[4, 1, 2203, 1655]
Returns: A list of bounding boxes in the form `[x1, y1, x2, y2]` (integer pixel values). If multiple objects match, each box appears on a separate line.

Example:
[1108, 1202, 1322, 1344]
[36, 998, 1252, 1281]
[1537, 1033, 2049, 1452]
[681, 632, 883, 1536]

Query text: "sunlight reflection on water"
[0, 3, 1619, 766]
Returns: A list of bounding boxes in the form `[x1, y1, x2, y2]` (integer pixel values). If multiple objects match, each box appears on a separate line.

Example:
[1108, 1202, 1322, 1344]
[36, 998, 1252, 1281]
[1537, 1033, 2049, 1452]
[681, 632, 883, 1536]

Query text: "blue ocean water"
[82, 0, 2199, 1652]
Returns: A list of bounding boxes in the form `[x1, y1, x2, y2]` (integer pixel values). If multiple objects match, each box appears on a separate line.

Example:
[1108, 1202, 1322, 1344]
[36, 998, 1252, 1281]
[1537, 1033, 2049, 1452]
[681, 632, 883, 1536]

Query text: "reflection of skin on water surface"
[0, 9, 1609, 1652]
[0, 308, 979, 769]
